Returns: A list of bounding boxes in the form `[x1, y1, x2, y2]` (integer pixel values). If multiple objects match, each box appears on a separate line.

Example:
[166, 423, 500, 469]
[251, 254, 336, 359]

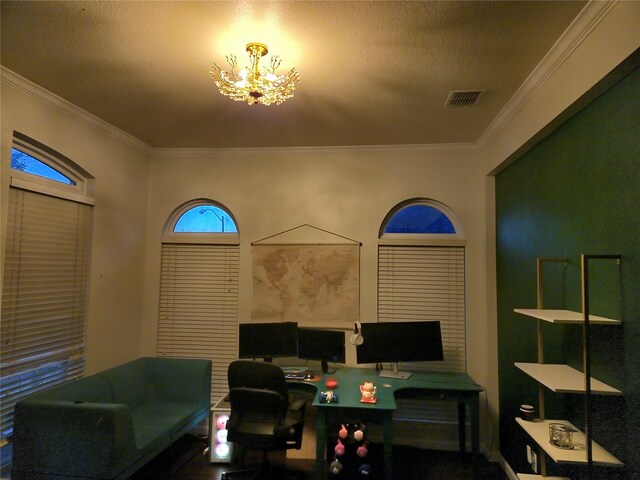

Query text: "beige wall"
[140, 145, 489, 360]
[0, 75, 151, 374]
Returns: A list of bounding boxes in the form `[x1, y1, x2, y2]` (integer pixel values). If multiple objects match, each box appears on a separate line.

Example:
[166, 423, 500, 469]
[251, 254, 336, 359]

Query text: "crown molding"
[1, 66, 152, 155]
[151, 142, 479, 160]
[476, 0, 617, 150]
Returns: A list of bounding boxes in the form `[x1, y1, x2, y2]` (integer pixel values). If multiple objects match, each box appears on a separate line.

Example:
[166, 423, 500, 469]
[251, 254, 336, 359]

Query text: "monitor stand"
[321, 360, 329, 374]
[379, 362, 412, 380]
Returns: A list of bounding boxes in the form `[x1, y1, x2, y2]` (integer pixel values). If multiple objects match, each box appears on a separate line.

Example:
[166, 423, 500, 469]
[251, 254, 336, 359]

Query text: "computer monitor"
[238, 322, 298, 362]
[297, 327, 346, 373]
[356, 321, 444, 379]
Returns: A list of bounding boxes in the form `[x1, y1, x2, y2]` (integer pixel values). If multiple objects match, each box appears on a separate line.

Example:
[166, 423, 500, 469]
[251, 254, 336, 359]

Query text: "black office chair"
[221, 360, 307, 480]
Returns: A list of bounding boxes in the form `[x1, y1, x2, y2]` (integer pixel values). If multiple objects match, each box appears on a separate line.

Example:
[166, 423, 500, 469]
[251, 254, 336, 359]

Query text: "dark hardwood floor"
[131, 434, 509, 480]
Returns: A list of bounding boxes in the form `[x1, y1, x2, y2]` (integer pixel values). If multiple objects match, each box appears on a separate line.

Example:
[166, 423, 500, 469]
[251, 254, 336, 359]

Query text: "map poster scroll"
[251, 244, 360, 328]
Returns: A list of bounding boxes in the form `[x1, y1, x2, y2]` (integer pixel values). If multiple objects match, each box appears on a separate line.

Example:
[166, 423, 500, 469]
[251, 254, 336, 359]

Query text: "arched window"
[11, 147, 75, 185]
[158, 199, 239, 401]
[163, 199, 239, 243]
[380, 198, 464, 239]
[378, 198, 466, 374]
[173, 204, 238, 233]
[384, 204, 454, 234]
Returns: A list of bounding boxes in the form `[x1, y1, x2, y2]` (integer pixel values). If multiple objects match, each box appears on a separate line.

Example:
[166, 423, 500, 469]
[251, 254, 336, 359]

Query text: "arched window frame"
[379, 198, 465, 245]
[162, 198, 239, 245]
[10, 132, 95, 205]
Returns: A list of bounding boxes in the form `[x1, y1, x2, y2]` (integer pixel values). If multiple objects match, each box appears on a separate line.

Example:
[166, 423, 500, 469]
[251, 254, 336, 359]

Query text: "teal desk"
[295, 367, 482, 480]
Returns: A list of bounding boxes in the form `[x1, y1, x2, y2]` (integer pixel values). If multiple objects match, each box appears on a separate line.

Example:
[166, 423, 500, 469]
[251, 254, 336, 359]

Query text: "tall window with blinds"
[378, 245, 465, 373]
[1, 134, 94, 442]
[158, 201, 240, 402]
[378, 198, 466, 374]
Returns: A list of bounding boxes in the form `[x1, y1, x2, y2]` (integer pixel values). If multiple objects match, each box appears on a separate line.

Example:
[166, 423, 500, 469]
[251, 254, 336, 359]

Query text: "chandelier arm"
[270, 56, 282, 73]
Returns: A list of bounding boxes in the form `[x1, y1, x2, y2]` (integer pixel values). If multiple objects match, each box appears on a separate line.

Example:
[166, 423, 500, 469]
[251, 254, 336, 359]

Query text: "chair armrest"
[288, 398, 306, 412]
[285, 399, 306, 449]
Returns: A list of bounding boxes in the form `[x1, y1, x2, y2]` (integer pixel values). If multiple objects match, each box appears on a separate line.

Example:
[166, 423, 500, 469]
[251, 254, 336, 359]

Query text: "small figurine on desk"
[359, 381, 377, 403]
[320, 390, 339, 404]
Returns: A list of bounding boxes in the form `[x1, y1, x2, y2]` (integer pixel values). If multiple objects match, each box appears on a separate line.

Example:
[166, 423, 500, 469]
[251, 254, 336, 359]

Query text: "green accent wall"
[496, 64, 639, 480]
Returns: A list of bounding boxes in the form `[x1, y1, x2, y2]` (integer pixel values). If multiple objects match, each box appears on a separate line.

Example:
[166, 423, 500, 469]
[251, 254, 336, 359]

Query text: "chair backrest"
[226, 360, 292, 447]
[228, 360, 288, 398]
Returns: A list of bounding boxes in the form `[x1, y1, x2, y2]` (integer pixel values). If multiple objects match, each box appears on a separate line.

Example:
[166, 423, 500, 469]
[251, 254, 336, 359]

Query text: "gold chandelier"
[210, 42, 300, 106]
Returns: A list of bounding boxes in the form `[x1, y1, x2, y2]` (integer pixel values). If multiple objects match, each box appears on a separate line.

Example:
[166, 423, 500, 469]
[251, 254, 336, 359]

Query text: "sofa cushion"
[30, 374, 114, 403]
[98, 358, 156, 408]
[132, 422, 172, 454]
[132, 400, 205, 439]
[147, 357, 211, 404]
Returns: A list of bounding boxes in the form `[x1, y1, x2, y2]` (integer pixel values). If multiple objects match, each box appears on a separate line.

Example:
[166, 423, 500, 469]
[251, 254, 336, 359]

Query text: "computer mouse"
[304, 373, 313, 380]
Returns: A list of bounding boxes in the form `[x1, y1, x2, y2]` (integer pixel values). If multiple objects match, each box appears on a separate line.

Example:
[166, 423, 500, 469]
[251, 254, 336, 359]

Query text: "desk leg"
[382, 411, 393, 480]
[316, 408, 326, 480]
[470, 393, 480, 460]
[458, 402, 466, 453]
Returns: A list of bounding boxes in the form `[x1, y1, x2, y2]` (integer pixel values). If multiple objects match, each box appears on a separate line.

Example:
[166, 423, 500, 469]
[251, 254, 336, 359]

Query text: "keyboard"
[284, 372, 307, 381]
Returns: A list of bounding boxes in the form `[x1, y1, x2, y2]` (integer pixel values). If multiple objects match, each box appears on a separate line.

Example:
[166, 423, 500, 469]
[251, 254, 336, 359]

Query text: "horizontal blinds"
[157, 244, 239, 403]
[378, 245, 465, 373]
[394, 398, 460, 425]
[1, 187, 92, 438]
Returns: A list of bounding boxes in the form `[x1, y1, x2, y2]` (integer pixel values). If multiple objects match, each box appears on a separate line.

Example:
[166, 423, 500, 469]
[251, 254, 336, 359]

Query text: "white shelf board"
[514, 363, 622, 395]
[516, 418, 624, 467]
[517, 475, 570, 480]
[514, 309, 621, 325]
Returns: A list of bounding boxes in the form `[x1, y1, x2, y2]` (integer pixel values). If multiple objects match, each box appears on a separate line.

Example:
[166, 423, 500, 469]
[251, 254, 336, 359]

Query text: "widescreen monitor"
[356, 321, 444, 379]
[238, 322, 298, 361]
[297, 328, 346, 373]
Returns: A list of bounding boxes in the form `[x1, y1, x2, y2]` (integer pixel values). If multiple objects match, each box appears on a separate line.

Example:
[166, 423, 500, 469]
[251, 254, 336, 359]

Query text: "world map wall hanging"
[251, 225, 360, 328]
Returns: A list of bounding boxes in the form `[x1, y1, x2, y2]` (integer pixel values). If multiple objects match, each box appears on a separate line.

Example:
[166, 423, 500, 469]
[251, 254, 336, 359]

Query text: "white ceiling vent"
[445, 90, 484, 108]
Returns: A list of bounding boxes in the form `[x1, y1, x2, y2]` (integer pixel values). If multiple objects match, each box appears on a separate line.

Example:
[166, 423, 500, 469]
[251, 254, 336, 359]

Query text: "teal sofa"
[11, 357, 211, 480]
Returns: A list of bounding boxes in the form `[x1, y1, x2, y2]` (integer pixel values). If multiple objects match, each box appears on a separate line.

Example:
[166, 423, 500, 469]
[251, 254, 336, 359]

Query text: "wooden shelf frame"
[580, 254, 622, 473]
[513, 255, 623, 479]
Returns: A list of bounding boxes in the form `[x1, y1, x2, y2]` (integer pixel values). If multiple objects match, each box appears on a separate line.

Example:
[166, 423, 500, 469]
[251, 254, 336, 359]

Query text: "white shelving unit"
[515, 418, 623, 466]
[512, 309, 621, 325]
[513, 256, 623, 480]
[514, 363, 621, 395]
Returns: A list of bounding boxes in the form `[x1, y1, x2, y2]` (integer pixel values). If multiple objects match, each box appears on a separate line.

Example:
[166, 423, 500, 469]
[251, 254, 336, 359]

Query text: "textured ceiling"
[1, 1, 587, 149]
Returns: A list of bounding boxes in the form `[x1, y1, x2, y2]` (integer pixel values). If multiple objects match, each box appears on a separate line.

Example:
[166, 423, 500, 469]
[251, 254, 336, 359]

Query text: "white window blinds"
[1, 187, 93, 438]
[157, 243, 239, 402]
[378, 245, 466, 373]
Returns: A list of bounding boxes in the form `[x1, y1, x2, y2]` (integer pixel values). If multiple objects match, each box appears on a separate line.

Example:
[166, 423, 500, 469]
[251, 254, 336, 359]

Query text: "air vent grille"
[446, 90, 484, 108]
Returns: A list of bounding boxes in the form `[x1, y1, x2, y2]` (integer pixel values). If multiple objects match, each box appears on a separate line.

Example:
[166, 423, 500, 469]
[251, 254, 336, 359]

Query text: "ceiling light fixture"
[210, 42, 300, 106]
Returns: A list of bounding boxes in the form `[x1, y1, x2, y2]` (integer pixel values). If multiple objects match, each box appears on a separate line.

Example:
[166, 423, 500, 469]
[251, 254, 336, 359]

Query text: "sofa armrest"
[11, 399, 140, 479]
